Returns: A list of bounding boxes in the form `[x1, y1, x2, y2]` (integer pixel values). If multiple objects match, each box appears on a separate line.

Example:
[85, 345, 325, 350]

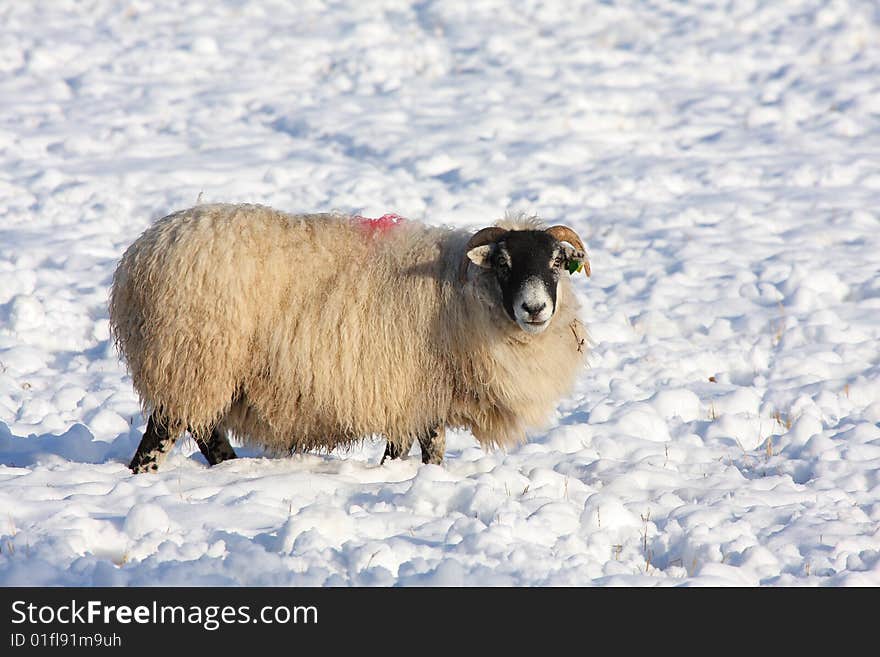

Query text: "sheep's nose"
[521, 301, 547, 316]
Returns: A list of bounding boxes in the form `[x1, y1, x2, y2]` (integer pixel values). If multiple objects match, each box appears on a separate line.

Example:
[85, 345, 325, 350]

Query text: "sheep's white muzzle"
[519, 317, 551, 334]
[514, 277, 554, 334]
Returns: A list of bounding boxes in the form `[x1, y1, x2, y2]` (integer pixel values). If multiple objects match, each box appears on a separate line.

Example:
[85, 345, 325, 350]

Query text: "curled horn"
[458, 226, 509, 283]
[545, 225, 590, 276]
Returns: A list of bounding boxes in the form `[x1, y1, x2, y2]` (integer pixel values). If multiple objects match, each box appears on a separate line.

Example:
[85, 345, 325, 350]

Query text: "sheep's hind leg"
[418, 425, 446, 465]
[194, 426, 237, 466]
[381, 435, 415, 464]
[129, 414, 179, 474]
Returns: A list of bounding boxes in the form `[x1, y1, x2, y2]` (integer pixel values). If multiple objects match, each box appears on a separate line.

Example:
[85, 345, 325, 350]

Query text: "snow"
[1, 0, 879, 586]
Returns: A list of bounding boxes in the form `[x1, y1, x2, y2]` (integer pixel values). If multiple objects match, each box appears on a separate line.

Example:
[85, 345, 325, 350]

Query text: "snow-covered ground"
[1, 0, 879, 586]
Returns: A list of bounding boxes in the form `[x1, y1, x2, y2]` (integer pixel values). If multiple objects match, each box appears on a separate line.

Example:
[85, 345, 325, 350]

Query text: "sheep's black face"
[467, 230, 579, 335]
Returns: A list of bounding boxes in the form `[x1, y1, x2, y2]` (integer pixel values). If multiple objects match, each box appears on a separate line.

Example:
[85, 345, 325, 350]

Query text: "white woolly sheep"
[108, 203, 590, 472]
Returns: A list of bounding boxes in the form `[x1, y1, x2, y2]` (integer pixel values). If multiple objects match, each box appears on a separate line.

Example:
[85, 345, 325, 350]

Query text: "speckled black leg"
[381, 435, 415, 464]
[129, 414, 179, 474]
[195, 427, 237, 466]
[418, 425, 446, 465]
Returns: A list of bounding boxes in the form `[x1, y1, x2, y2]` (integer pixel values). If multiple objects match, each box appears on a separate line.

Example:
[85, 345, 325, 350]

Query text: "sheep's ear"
[466, 245, 494, 269]
[561, 244, 591, 276]
[546, 225, 589, 275]
[560, 243, 585, 262]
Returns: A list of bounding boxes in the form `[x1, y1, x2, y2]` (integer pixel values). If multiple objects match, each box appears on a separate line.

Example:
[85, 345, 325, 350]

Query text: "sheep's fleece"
[109, 204, 588, 455]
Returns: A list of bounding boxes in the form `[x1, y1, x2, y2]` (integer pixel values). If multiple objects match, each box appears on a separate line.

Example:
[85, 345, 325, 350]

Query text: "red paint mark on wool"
[353, 213, 407, 234]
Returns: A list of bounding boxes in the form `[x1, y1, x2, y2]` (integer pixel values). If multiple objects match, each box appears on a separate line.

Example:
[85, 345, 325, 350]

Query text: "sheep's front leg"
[129, 414, 179, 474]
[381, 435, 415, 464]
[417, 425, 445, 465]
[194, 426, 237, 466]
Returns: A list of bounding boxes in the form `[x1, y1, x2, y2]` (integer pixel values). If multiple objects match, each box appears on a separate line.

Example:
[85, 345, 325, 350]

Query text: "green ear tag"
[567, 260, 580, 275]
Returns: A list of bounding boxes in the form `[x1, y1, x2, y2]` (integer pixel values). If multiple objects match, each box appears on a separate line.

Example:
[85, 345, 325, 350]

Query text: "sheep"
[108, 203, 590, 473]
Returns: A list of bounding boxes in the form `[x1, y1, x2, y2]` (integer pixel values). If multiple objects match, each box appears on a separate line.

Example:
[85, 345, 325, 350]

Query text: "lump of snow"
[0, 270, 36, 305]
[788, 412, 823, 447]
[124, 503, 170, 538]
[421, 559, 467, 586]
[0, 345, 48, 375]
[8, 295, 45, 332]
[649, 389, 701, 422]
[190, 37, 219, 55]
[274, 505, 356, 553]
[87, 408, 130, 440]
[608, 403, 672, 442]
[580, 493, 641, 532]
[710, 387, 762, 417]
[52, 385, 86, 412]
[630, 310, 679, 338]
[415, 153, 459, 177]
